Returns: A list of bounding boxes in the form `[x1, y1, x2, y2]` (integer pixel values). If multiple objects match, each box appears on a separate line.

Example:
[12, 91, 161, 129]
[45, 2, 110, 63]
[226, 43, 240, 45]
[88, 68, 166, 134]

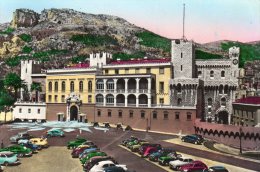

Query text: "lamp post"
[239, 120, 244, 154]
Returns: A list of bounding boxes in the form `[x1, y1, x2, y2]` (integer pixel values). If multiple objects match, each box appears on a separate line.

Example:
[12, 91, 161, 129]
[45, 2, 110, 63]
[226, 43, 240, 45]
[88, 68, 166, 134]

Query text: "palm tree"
[30, 82, 42, 102]
[4, 72, 25, 100]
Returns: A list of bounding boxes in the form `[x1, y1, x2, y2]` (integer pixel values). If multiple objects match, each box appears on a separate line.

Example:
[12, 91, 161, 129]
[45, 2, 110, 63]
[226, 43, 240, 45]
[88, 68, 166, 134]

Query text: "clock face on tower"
[233, 59, 238, 65]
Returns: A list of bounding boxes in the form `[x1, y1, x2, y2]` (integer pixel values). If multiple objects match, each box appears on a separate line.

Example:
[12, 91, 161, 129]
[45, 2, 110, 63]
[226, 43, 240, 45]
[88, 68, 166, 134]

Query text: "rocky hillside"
[0, 8, 171, 76]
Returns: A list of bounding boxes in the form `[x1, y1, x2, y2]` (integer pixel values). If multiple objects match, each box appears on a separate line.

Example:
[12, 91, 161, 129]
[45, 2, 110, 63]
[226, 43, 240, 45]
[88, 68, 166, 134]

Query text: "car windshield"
[6, 153, 15, 157]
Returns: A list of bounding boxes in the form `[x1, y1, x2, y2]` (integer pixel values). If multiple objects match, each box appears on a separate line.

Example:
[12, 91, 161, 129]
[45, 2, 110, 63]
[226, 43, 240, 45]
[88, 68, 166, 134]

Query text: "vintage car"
[127, 139, 147, 149]
[89, 160, 127, 172]
[181, 134, 204, 145]
[141, 146, 161, 158]
[29, 138, 49, 148]
[169, 156, 193, 170]
[138, 144, 161, 155]
[71, 146, 97, 158]
[9, 132, 33, 143]
[67, 138, 87, 149]
[79, 148, 100, 159]
[178, 160, 208, 172]
[158, 152, 182, 166]
[207, 166, 229, 172]
[104, 166, 126, 172]
[0, 145, 32, 157]
[83, 156, 117, 172]
[130, 141, 150, 152]
[19, 141, 40, 153]
[46, 129, 65, 137]
[80, 152, 107, 165]
[0, 151, 20, 166]
[121, 136, 138, 146]
[148, 148, 175, 162]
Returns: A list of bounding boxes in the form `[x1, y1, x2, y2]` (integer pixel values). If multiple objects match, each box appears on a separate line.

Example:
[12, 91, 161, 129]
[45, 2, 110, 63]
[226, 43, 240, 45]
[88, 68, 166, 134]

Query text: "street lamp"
[239, 120, 244, 154]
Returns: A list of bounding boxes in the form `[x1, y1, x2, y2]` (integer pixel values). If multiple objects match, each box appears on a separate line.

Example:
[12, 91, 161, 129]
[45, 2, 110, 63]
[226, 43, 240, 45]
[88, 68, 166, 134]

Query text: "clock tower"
[229, 46, 240, 81]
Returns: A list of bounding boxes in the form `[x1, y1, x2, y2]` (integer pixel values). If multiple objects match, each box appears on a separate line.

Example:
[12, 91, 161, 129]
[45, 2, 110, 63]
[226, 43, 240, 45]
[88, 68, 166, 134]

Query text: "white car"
[18, 139, 29, 145]
[89, 160, 127, 172]
[169, 157, 193, 170]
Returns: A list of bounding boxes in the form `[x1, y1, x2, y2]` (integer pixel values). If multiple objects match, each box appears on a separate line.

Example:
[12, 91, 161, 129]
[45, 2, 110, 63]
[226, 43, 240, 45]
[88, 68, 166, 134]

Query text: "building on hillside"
[232, 97, 260, 127]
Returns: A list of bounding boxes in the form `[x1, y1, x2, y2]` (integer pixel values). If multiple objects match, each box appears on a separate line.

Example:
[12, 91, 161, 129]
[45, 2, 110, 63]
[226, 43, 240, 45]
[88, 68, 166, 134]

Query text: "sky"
[0, 0, 259, 43]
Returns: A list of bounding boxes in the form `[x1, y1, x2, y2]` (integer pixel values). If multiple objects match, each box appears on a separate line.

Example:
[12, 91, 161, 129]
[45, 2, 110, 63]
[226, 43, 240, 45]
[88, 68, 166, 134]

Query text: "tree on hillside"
[31, 82, 42, 102]
[0, 91, 15, 122]
[4, 72, 26, 100]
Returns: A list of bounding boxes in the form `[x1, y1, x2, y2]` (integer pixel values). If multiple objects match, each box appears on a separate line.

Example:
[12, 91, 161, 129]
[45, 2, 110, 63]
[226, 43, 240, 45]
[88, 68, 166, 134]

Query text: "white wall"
[13, 102, 46, 120]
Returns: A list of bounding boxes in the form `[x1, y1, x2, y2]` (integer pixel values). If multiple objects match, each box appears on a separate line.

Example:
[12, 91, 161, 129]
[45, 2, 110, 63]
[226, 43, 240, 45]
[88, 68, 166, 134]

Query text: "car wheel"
[3, 162, 9, 166]
[195, 141, 198, 145]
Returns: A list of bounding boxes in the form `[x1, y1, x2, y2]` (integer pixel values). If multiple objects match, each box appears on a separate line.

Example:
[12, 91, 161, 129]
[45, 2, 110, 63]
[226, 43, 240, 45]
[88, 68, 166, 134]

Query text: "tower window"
[159, 67, 164, 74]
[221, 71, 225, 78]
[210, 71, 214, 78]
[181, 52, 183, 58]
[181, 65, 183, 71]
[177, 98, 182, 106]
[70, 81, 74, 92]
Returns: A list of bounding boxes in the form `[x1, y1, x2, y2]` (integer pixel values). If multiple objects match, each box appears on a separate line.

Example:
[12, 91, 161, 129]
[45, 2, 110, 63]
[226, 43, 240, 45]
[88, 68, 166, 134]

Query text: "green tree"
[30, 82, 42, 102]
[0, 91, 15, 122]
[4, 73, 25, 100]
[4, 57, 20, 68]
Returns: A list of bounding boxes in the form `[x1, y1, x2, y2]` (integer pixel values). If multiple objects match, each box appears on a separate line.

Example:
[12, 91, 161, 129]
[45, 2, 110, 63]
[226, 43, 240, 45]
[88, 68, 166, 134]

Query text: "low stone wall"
[194, 119, 260, 150]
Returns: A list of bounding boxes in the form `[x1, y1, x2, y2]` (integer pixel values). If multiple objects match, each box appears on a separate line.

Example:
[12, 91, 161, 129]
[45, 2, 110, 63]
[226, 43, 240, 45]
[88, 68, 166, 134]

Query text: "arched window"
[70, 81, 74, 92]
[54, 81, 58, 91]
[219, 85, 223, 94]
[221, 97, 226, 106]
[48, 82, 52, 91]
[208, 98, 212, 106]
[96, 94, 104, 103]
[177, 98, 182, 106]
[106, 94, 114, 104]
[177, 84, 182, 93]
[96, 80, 104, 90]
[221, 71, 225, 78]
[224, 85, 228, 94]
[107, 79, 114, 90]
[210, 71, 214, 78]
[61, 81, 65, 92]
[88, 81, 92, 91]
[79, 81, 83, 92]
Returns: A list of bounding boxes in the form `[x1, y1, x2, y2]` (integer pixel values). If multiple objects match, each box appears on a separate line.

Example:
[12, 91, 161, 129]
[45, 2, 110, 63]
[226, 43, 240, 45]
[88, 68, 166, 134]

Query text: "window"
[28, 109, 31, 113]
[105, 69, 108, 74]
[79, 81, 83, 92]
[181, 52, 183, 58]
[48, 95, 52, 102]
[159, 82, 164, 93]
[19, 108, 22, 113]
[48, 82, 52, 91]
[210, 71, 214, 78]
[224, 85, 228, 94]
[159, 67, 164, 74]
[54, 82, 58, 91]
[55, 95, 58, 102]
[175, 112, 180, 120]
[107, 79, 114, 90]
[135, 68, 139, 74]
[125, 68, 129, 74]
[108, 111, 112, 117]
[187, 112, 192, 120]
[141, 111, 145, 119]
[88, 95, 92, 103]
[208, 108, 212, 113]
[177, 98, 182, 106]
[198, 71, 202, 77]
[96, 80, 104, 90]
[118, 111, 122, 118]
[96, 94, 104, 103]
[221, 97, 226, 106]
[164, 112, 168, 120]
[208, 98, 212, 106]
[221, 71, 225, 78]
[115, 69, 119, 74]
[106, 94, 114, 104]
[88, 81, 92, 91]
[61, 95, 65, 102]
[70, 81, 74, 92]
[177, 84, 182, 93]
[129, 111, 133, 118]
[61, 81, 66, 92]
[146, 68, 151, 74]
[152, 112, 157, 119]
[159, 98, 164, 104]
[97, 110, 101, 117]
[37, 109, 40, 114]
[181, 65, 183, 71]
[219, 85, 223, 94]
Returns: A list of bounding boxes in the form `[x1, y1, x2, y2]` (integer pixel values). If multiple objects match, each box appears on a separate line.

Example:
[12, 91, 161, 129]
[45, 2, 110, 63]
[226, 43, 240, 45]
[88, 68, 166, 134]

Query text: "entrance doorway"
[70, 106, 78, 121]
[217, 111, 229, 124]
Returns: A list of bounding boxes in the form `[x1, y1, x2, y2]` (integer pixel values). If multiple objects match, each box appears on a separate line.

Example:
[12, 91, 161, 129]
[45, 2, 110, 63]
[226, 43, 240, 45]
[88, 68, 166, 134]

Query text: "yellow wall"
[102, 66, 171, 104]
[0, 111, 13, 121]
[46, 74, 95, 104]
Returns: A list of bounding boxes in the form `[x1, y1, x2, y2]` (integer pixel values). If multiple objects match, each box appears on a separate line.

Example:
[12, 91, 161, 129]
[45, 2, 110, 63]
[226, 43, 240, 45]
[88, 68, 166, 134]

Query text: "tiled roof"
[235, 97, 260, 104]
[109, 58, 171, 65]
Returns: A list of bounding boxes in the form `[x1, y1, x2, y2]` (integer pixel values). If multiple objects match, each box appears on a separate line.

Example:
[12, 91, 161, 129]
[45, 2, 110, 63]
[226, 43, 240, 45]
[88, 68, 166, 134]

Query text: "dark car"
[181, 135, 203, 145]
[149, 148, 175, 162]
[206, 166, 229, 172]
[104, 166, 126, 172]
[20, 142, 40, 153]
[83, 156, 117, 171]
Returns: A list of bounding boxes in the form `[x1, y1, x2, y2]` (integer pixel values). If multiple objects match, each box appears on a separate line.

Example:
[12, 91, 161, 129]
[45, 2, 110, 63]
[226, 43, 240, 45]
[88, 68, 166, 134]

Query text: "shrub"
[19, 34, 32, 42]
[113, 51, 145, 60]
[71, 34, 118, 46]
[195, 49, 223, 60]
[0, 27, 15, 35]
[22, 46, 33, 54]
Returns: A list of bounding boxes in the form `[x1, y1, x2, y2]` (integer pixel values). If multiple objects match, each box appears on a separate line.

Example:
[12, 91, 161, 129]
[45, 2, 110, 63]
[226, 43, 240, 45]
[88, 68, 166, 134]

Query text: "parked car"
[148, 148, 175, 162]
[130, 141, 149, 152]
[0, 145, 32, 157]
[0, 151, 20, 166]
[67, 138, 87, 149]
[81, 152, 107, 165]
[104, 166, 126, 172]
[46, 129, 65, 137]
[19, 141, 40, 153]
[141, 146, 161, 158]
[121, 136, 138, 147]
[30, 138, 48, 148]
[181, 135, 203, 145]
[83, 156, 117, 172]
[138, 144, 161, 155]
[77, 141, 97, 148]
[89, 160, 127, 172]
[79, 148, 100, 159]
[169, 156, 193, 170]
[71, 146, 97, 158]
[207, 166, 229, 172]
[179, 160, 208, 172]
[9, 132, 33, 143]
[158, 152, 181, 166]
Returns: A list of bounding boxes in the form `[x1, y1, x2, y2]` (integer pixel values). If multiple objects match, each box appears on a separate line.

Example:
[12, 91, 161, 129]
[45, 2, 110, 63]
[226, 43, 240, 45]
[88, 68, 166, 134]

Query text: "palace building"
[18, 39, 240, 134]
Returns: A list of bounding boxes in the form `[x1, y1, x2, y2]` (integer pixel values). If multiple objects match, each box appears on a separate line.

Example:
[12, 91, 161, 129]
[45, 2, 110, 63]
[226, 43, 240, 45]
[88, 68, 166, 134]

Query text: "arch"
[117, 78, 125, 90]
[209, 129, 214, 135]
[139, 94, 148, 105]
[208, 98, 212, 106]
[70, 81, 74, 92]
[219, 85, 224, 94]
[255, 133, 260, 140]
[224, 85, 229, 94]
[177, 98, 182, 106]
[79, 81, 83, 92]
[70, 106, 78, 121]
[213, 130, 218, 136]
[204, 129, 209, 135]
[96, 79, 104, 90]
[221, 71, 225, 77]
[177, 83, 182, 93]
[224, 131, 229, 137]
[96, 94, 104, 104]
[245, 132, 251, 139]
[61, 81, 66, 92]
[139, 78, 148, 89]
[116, 94, 125, 104]
[48, 82, 52, 91]
[210, 70, 214, 78]
[128, 78, 136, 90]
[127, 94, 136, 105]
[106, 79, 114, 90]
[54, 81, 58, 91]
[221, 97, 226, 106]
[106, 94, 114, 104]
[88, 81, 92, 91]
[219, 130, 224, 137]
[230, 132, 235, 138]
[234, 132, 240, 139]
[217, 110, 229, 124]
